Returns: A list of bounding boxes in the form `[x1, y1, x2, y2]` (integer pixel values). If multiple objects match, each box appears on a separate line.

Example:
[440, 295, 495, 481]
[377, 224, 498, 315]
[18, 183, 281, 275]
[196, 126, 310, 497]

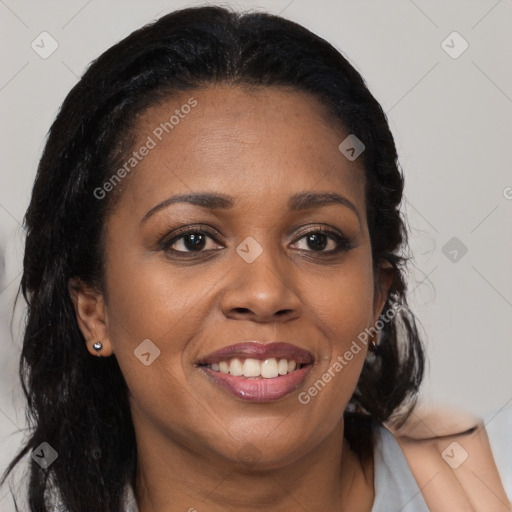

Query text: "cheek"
[305, 256, 376, 346]
[102, 257, 216, 444]
[298, 257, 375, 408]
[103, 268, 217, 412]
[103, 248, 219, 346]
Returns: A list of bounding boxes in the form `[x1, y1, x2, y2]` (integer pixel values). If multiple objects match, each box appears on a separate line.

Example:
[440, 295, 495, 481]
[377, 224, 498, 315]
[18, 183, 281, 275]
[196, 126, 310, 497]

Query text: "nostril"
[233, 307, 251, 314]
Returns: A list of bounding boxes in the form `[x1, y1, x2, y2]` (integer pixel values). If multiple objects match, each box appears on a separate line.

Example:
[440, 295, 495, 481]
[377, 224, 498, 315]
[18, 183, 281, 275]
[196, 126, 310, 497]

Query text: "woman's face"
[77, 85, 390, 468]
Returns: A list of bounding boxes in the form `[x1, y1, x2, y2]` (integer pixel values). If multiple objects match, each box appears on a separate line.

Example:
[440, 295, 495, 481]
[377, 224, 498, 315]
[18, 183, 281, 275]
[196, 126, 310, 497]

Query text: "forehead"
[114, 85, 366, 214]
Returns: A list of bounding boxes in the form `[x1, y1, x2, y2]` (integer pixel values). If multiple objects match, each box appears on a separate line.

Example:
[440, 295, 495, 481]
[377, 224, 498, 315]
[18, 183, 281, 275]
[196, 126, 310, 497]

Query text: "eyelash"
[159, 224, 353, 258]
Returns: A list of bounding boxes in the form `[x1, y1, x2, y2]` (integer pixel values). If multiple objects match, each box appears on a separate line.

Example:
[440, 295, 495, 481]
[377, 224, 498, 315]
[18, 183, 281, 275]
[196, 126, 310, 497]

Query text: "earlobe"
[68, 277, 114, 357]
[368, 265, 394, 355]
[373, 262, 394, 321]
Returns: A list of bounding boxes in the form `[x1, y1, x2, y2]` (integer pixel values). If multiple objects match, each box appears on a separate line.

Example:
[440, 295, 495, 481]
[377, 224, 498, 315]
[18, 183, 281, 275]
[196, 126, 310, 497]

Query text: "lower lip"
[201, 365, 312, 402]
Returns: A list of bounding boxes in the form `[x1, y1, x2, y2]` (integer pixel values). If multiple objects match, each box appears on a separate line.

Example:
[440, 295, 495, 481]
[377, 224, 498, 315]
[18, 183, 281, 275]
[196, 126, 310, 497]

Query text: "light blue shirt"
[371, 425, 429, 511]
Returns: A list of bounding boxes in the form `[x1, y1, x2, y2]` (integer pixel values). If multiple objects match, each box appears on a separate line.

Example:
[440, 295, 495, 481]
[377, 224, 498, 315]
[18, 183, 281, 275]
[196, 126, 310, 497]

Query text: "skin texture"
[70, 85, 392, 511]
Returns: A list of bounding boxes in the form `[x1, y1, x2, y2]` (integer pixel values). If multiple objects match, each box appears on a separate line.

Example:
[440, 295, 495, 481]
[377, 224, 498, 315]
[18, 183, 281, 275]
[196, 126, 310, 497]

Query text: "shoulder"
[383, 403, 512, 512]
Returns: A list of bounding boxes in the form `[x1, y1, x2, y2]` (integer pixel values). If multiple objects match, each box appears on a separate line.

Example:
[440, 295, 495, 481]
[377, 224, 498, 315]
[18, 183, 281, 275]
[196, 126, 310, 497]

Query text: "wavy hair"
[3, 5, 424, 511]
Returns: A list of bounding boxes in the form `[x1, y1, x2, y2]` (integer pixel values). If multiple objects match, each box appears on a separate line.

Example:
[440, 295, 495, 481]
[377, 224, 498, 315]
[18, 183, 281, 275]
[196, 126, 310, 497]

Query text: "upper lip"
[197, 342, 314, 365]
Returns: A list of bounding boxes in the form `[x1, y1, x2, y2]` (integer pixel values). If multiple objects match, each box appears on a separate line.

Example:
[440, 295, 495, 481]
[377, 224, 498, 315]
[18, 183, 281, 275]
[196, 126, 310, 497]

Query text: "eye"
[291, 227, 352, 254]
[159, 225, 352, 257]
[161, 227, 224, 254]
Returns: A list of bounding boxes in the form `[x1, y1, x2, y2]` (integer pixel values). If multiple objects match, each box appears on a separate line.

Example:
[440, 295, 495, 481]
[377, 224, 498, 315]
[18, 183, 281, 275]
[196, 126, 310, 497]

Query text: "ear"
[68, 277, 113, 357]
[372, 260, 394, 324]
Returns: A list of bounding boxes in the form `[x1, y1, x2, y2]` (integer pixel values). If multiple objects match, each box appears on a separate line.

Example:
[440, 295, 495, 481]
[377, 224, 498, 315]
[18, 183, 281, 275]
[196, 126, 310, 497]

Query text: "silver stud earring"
[369, 339, 380, 356]
[92, 341, 103, 355]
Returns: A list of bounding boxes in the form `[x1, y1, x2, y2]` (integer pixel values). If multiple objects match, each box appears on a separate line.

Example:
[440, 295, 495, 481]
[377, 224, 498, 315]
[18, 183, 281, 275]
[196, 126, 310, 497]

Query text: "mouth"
[197, 342, 314, 402]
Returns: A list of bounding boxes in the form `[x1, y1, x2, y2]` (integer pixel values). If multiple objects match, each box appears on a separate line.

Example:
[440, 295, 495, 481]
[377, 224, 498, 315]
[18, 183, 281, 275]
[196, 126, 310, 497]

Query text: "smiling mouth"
[197, 341, 314, 401]
[202, 357, 306, 379]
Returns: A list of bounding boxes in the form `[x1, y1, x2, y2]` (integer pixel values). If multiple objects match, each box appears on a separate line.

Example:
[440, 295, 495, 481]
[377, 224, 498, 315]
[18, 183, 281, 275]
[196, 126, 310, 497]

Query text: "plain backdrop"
[1, 0, 511, 508]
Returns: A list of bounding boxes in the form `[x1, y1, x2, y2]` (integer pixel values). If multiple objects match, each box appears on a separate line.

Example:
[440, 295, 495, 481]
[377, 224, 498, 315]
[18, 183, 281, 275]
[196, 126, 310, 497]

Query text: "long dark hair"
[3, 5, 424, 511]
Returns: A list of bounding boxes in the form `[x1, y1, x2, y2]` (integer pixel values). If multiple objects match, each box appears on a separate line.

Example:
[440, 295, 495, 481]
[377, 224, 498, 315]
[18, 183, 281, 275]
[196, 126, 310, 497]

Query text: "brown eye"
[176, 232, 207, 251]
[162, 229, 224, 254]
[292, 228, 352, 254]
[302, 233, 330, 251]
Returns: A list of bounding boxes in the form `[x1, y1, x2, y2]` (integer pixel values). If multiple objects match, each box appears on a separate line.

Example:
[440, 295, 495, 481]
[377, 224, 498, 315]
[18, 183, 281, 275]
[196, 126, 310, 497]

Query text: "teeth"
[230, 358, 243, 376]
[208, 357, 303, 378]
[261, 358, 278, 378]
[278, 359, 288, 375]
[243, 358, 261, 377]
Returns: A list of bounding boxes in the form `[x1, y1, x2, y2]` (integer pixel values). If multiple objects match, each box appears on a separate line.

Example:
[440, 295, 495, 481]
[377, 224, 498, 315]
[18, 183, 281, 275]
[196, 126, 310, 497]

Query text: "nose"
[220, 245, 302, 323]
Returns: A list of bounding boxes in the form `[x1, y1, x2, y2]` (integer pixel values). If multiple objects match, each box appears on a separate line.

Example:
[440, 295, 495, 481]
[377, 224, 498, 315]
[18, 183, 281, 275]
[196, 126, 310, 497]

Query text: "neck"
[133, 416, 374, 512]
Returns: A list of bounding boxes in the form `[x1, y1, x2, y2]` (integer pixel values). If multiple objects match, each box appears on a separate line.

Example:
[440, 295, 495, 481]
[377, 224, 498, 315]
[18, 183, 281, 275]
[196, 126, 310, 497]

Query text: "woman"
[3, 5, 510, 511]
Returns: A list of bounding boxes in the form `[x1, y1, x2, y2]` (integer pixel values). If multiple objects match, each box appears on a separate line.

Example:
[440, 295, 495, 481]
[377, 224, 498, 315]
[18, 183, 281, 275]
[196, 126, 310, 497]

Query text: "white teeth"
[278, 358, 288, 375]
[208, 357, 303, 378]
[243, 358, 261, 377]
[229, 357, 243, 376]
[261, 358, 279, 378]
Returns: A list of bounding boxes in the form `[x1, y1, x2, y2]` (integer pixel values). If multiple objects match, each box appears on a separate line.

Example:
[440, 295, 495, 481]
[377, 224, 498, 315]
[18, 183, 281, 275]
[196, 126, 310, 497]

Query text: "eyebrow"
[289, 192, 359, 221]
[141, 193, 234, 224]
[141, 191, 359, 224]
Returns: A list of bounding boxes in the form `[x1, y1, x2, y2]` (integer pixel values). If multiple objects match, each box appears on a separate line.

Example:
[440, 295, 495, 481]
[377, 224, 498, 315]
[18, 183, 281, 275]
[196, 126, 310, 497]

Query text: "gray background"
[1, 0, 511, 508]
